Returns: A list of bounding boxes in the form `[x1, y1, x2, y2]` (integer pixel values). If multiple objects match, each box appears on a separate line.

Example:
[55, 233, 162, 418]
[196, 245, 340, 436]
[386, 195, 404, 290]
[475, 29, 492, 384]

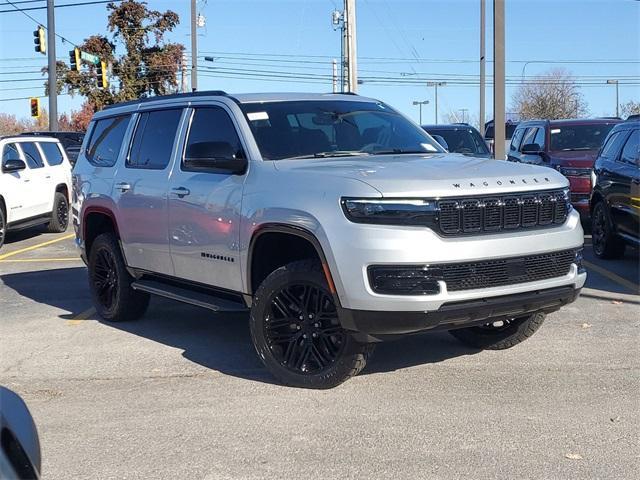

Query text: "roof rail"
[103, 90, 229, 110]
[625, 114, 640, 121]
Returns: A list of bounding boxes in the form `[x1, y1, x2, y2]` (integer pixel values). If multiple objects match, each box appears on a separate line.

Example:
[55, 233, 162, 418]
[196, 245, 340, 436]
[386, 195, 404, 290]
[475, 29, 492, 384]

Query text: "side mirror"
[431, 134, 449, 151]
[3, 158, 26, 172]
[521, 143, 543, 155]
[184, 141, 247, 174]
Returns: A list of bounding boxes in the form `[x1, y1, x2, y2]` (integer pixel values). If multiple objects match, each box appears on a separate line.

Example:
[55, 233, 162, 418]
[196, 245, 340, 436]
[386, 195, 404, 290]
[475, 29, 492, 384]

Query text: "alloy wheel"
[57, 198, 69, 229]
[592, 204, 606, 256]
[264, 283, 346, 374]
[92, 248, 118, 310]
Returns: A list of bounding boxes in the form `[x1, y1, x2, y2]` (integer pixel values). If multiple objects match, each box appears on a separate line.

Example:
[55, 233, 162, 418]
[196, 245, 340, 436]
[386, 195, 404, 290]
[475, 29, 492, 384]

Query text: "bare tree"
[511, 68, 588, 120]
[620, 100, 640, 119]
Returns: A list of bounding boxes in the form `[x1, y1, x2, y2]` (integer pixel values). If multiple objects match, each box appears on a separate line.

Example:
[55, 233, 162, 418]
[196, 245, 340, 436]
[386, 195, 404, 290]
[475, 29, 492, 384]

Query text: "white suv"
[0, 136, 72, 249]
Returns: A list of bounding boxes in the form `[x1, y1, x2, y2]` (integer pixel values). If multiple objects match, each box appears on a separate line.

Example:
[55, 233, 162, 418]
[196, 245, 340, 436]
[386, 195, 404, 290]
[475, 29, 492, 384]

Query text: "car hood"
[549, 150, 598, 169]
[273, 153, 568, 197]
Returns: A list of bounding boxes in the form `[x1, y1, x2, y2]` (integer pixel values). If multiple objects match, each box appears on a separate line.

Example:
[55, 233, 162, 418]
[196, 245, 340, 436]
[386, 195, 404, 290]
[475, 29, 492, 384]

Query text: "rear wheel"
[592, 201, 625, 259]
[250, 259, 373, 389]
[448, 312, 546, 350]
[0, 207, 6, 250]
[46, 192, 69, 233]
[88, 233, 149, 322]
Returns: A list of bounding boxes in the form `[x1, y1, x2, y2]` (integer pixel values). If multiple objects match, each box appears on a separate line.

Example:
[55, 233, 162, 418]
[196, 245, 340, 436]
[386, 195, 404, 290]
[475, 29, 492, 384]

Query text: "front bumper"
[339, 285, 581, 340]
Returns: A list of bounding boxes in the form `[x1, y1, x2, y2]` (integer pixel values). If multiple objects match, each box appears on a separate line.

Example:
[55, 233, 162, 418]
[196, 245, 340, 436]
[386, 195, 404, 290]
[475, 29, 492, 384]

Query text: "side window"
[182, 107, 245, 171]
[510, 128, 525, 151]
[20, 142, 45, 169]
[2, 143, 21, 164]
[533, 127, 546, 149]
[38, 142, 65, 166]
[520, 127, 538, 151]
[619, 129, 639, 165]
[86, 115, 131, 167]
[127, 109, 183, 170]
[599, 132, 624, 161]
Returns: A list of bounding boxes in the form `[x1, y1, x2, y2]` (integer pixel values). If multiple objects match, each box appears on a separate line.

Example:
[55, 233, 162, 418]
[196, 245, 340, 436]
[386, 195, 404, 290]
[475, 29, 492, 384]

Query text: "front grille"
[439, 249, 575, 292]
[438, 189, 569, 235]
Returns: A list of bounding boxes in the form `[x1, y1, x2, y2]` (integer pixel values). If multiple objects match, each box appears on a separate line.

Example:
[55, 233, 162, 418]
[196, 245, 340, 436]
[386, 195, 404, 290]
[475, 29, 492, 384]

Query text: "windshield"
[550, 124, 616, 151]
[484, 123, 518, 140]
[424, 127, 490, 155]
[240, 100, 444, 160]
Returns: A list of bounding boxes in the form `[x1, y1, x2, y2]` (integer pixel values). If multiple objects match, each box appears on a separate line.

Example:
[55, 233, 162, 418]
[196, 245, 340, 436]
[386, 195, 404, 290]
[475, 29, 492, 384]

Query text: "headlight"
[558, 167, 591, 177]
[562, 187, 574, 212]
[341, 198, 438, 225]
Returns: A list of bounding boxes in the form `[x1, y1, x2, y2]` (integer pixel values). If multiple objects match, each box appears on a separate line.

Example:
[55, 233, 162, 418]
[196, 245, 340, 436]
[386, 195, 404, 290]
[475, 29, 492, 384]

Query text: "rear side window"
[20, 142, 44, 169]
[2, 143, 20, 163]
[86, 115, 131, 167]
[38, 142, 65, 166]
[619, 129, 639, 165]
[599, 131, 625, 161]
[127, 109, 183, 170]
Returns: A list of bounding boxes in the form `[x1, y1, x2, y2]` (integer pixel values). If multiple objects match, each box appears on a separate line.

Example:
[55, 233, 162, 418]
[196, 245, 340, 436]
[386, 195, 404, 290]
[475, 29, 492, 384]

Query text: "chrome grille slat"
[437, 189, 569, 236]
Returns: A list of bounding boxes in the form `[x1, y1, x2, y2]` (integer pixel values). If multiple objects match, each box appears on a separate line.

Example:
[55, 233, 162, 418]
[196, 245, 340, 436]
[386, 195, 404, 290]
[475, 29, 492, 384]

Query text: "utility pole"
[344, 0, 358, 92]
[181, 51, 188, 93]
[412, 100, 429, 125]
[493, 0, 506, 160]
[332, 59, 338, 93]
[479, 0, 486, 136]
[606, 79, 619, 117]
[190, 0, 197, 92]
[427, 81, 446, 124]
[46, 0, 57, 131]
[459, 108, 468, 123]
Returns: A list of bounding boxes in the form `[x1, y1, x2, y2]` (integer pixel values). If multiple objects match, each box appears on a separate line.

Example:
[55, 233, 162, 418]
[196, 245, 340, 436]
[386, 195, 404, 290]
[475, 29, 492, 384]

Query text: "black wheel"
[46, 192, 69, 233]
[0, 206, 6, 250]
[250, 259, 373, 389]
[88, 233, 149, 322]
[592, 201, 625, 259]
[448, 312, 546, 350]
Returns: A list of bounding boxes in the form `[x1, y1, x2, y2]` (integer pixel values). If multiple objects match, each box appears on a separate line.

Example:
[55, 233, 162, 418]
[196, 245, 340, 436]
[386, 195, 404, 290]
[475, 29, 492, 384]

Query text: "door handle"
[171, 187, 191, 198]
[116, 182, 131, 192]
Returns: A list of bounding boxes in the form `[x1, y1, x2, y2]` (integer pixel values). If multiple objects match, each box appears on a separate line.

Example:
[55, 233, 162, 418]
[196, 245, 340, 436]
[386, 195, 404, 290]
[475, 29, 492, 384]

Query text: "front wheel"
[250, 259, 373, 389]
[0, 207, 6, 250]
[448, 312, 546, 350]
[46, 192, 69, 233]
[591, 201, 625, 259]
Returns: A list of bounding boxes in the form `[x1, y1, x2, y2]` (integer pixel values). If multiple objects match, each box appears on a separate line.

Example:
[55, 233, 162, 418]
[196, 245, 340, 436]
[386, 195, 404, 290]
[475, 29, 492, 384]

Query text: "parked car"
[0, 387, 41, 479]
[422, 124, 491, 158]
[73, 91, 585, 389]
[484, 120, 519, 158]
[21, 131, 85, 166]
[590, 120, 639, 258]
[0, 136, 72, 249]
[507, 118, 621, 218]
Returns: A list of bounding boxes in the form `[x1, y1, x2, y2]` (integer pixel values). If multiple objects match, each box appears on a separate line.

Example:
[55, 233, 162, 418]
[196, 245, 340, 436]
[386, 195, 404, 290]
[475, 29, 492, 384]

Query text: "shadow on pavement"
[1, 266, 476, 386]
[3, 226, 50, 246]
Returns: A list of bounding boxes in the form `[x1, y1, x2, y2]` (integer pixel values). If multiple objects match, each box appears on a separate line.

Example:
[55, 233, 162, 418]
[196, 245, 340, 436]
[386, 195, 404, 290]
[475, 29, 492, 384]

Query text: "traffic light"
[69, 48, 81, 72]
[33, 26, 46, 55]
[30, 98, 40, 118]
[96, 60, 108, 89]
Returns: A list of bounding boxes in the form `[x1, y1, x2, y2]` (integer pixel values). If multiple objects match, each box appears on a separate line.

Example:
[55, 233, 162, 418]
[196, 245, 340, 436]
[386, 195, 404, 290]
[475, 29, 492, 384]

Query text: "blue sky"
[1, 0, 639, 125]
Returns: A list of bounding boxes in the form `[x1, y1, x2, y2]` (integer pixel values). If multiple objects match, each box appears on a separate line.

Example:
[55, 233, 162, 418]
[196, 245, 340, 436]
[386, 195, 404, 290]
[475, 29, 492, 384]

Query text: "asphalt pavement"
[0, 226, 638, 479]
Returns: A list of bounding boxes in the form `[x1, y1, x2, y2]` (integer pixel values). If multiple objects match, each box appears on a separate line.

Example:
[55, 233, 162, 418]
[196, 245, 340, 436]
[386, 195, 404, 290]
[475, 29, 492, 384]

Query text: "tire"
[46, 191, 69, 233]
[88, 233, 149, 322]
[0, 206, 6, 250]
[250, 259, 373, 389]
[591, 201, 625, 259]
[448, 312, 546, 350]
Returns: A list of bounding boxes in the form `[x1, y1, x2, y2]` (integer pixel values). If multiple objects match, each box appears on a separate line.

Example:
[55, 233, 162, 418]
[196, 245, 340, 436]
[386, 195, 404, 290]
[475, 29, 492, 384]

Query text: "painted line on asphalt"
[0, 257, 80, 263]
[0, 233, 75, 261]
[583, 260, 640, 294]
[65, 307, 96, 326]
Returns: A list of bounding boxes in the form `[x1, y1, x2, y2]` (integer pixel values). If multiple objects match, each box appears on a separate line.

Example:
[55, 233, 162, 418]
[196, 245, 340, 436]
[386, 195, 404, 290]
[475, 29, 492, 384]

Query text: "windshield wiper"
[368, 148, 434, 155]
[560, 147, 593, 151]
[283, 151, 369, 160]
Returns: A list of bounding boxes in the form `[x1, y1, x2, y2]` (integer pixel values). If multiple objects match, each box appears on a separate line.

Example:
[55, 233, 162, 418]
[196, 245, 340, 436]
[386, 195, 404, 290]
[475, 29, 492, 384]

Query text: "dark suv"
[422, 124, 491, 158]
[590, 120, 639, 258]
[507, 119, 620, 217]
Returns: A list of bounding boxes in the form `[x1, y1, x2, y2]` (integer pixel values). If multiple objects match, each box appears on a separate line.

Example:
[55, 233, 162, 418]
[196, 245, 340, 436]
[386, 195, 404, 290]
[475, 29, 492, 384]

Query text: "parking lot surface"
[1, 227, 638, 479]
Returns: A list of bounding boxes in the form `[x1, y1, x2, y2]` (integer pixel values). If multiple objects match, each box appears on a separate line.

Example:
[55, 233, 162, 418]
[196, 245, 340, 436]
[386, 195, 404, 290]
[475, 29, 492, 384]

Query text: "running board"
[131, 279, 248, 313]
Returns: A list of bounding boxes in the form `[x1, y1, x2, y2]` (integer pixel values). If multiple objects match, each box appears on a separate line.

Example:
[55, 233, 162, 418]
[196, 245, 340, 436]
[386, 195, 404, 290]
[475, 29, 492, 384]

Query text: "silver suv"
[73, 92, 586, 388]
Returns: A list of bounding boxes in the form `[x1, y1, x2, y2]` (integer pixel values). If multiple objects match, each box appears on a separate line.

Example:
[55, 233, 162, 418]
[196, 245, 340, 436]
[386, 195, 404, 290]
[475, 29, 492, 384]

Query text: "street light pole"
[190, 0, 197, 92]
[46, 0, 57, 131]
[493, 0, 506, 160]
[427, 82, 446, 124]
[606, 79, 619, 117]
[479, 0, 486, 136]
[412, 100, 429, 125]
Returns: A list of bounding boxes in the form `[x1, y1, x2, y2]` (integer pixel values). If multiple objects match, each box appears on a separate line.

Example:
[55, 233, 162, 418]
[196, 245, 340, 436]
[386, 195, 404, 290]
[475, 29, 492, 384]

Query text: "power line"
[0, 0, 121, 14]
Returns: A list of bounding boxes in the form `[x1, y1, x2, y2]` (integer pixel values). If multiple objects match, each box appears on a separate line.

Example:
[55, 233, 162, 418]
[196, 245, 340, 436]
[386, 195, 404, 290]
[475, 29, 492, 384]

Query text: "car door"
[16, 141, 51, 217]
[112, 107, 185, 276]
[612, 129, 639, 239]
[167, 104, 246, 292]
[1, 142, 36, 223]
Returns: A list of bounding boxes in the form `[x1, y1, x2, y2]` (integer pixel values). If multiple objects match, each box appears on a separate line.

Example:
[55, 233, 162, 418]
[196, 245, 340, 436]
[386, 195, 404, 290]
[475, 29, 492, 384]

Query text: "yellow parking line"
[65, 307, 95, 326]
[583, 260, 640, 294]
[0, 233, 75, 261]
[0, 257, 80, 263]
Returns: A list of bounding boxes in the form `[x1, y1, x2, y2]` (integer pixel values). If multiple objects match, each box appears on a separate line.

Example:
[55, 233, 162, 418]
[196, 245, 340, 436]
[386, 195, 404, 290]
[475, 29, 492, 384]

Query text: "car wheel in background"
[46, 192, 69, 233]
[0, 206, 5, 250]
[88, 233, 150, 322]
[591, 201, 625, 259]
[250, 259, 373, 389]
[448, 312, 546, 350]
